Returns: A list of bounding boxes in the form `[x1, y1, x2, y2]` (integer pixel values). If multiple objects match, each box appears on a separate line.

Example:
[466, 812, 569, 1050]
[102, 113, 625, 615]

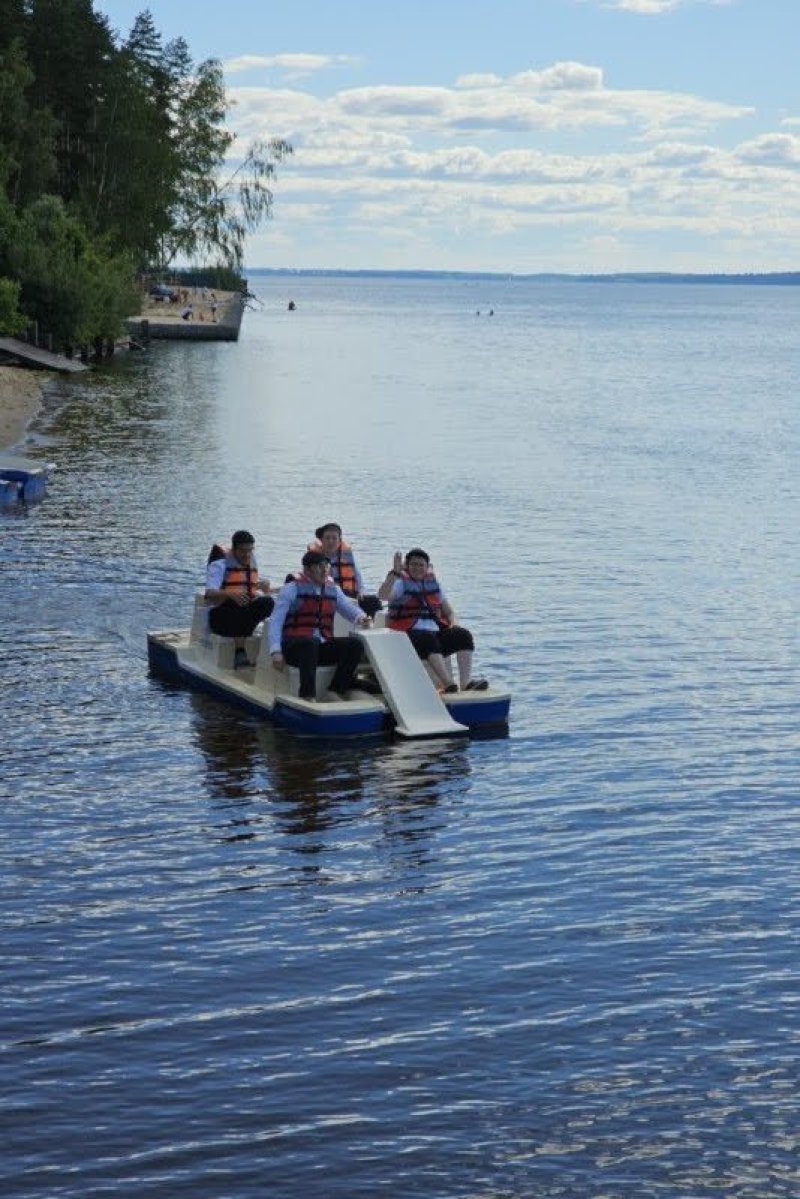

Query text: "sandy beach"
[0, 365, 47, 450]
[138, 286, 238, 325]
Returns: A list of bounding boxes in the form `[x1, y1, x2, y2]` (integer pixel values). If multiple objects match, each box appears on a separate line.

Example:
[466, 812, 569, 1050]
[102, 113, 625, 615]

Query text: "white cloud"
[608, 0, 683, 12]
[534, 62, 604, 92]
[230, 53, 798, 272]
[337, 86, 451, 118]
[455, 73, 504, 90]
[641, 142, 717, 166]
[736, 133, 800, 165]
[223, 53, 357, 79]
[238, 68, 749, 147]
[598, 0, 732, 13]
[268, 132, 800, 250]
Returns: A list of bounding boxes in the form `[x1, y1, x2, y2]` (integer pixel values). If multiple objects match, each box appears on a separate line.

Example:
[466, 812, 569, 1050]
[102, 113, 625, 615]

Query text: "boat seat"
[208, 633, 235, 669]
[287, 664, 337, 699]
[191, 594, 268, 670]
[189, 594, 209, 644]
[251, 633, 338, 698]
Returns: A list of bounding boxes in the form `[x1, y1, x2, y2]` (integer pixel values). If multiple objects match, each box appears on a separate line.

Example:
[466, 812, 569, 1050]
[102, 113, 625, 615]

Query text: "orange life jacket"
[308, 538, 358, 597]
[219, 550, 259, 599]
[283, 573, 336, 640]
[387, 571, 449, 632]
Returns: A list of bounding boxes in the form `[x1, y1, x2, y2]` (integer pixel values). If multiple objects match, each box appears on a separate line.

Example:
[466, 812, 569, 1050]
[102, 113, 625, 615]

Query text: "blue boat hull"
[148, 635, 389, 737]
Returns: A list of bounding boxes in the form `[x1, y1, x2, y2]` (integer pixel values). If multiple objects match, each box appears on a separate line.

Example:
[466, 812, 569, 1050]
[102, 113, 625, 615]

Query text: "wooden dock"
[0, 337, 88, 372]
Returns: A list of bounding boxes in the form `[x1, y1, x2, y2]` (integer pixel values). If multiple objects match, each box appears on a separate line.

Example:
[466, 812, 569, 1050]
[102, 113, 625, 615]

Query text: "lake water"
[2, 276, 798, 1198]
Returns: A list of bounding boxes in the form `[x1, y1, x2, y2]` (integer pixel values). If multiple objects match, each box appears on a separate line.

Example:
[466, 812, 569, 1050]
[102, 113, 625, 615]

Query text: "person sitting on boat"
[378, 547, 487, 693]
[269, 550, 372, 701]
[204, 530, 274, 668]
[308, 522, 382, 617]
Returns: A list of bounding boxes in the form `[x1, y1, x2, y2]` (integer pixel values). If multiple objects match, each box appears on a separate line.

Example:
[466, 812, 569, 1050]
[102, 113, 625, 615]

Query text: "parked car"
[149, 284, 179, 302]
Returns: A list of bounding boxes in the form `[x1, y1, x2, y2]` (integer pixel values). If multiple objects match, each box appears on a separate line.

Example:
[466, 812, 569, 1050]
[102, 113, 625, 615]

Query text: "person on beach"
[377, 547, 487, 693]
[269, 550, 371, 701]
[308, 522, 382, 617]
[205, 530, 274, 668]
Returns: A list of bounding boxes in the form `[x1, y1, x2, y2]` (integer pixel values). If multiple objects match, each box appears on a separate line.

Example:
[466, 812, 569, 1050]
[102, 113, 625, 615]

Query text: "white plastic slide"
[355, 628, 468, 738]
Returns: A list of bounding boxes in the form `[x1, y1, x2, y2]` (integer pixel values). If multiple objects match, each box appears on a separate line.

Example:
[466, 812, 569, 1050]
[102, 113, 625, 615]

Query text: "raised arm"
[377, 551, 404, 601]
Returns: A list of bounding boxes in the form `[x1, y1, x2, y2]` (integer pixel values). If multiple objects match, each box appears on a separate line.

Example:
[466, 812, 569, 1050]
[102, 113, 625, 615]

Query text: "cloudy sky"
[95, 0, 800, 274]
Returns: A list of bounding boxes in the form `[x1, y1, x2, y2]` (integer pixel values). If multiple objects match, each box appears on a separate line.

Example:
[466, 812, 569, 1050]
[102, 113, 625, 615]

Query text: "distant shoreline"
[248, 268, 800, 286]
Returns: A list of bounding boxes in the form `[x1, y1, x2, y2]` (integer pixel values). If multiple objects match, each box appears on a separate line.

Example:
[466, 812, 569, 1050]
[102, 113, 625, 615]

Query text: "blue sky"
[94, 0, 800, 273]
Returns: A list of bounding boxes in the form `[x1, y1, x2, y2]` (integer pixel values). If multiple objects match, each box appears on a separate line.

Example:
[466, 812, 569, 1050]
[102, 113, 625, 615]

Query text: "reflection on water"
[189, 690, 473, 887]
[190, 693, 266, 805]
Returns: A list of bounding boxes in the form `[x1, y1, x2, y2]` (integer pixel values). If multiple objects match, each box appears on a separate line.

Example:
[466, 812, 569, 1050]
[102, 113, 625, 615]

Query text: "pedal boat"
[147, 599, 511, 739]
[0, 453, 54, 505]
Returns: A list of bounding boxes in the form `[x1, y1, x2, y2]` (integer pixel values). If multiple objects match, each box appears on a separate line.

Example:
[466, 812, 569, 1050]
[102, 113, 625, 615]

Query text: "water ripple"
[2, 278, 798, 1198]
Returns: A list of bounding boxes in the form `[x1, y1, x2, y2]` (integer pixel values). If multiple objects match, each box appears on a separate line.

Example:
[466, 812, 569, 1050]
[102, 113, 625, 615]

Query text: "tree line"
[0, 0, 290, 349]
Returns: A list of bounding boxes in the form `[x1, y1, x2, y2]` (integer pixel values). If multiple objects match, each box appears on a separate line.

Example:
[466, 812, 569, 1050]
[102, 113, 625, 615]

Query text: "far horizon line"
[245, 267, 800, 285]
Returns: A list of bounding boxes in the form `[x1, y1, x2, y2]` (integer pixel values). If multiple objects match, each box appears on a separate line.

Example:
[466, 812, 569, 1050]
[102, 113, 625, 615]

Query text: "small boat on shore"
[0, 453, 54, 505]
[147, 600, 510, 739]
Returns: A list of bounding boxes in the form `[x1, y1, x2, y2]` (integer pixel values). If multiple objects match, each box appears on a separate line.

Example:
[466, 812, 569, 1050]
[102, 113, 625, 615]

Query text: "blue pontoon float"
[0, 454, 54, 505]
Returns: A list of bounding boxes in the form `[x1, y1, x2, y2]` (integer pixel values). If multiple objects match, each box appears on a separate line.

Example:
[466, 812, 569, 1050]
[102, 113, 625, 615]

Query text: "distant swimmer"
[288, 300, 296, 311]
[489, 308, 494, 316]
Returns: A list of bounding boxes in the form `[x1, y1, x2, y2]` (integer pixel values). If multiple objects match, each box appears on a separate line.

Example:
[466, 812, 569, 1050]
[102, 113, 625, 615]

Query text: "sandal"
[464, 678, 488, 691]
[442, 683, 458, 694]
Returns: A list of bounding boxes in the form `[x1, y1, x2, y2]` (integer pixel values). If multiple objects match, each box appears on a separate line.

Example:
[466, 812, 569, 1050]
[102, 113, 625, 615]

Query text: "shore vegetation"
[0, 1, 290, 350]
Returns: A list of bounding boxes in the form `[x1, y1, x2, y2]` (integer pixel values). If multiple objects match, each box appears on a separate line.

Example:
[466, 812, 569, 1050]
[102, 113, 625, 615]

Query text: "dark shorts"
[406, 625, 474, 659]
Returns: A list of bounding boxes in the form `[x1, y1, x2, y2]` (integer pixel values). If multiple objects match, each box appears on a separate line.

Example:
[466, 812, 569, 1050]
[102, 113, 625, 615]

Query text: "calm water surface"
[2, 278, 798, 1198]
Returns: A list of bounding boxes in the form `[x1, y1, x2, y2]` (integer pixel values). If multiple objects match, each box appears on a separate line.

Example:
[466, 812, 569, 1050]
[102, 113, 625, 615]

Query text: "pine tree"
[0, 0, 27, 53]
[0, 39, 58, 206]
[25, 0, 116, 205]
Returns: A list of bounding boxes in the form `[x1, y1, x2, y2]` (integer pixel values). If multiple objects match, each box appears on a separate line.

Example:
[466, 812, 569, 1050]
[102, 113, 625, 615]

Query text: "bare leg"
[428, 652, 452, 688]
[456, 648, 473, 688]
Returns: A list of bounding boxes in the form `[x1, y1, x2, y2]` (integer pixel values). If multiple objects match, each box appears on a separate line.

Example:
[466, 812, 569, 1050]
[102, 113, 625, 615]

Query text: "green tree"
[0, 0, 27, 52]
[0, 277, 26, 335]
[25, 0, 116, 206]
[0, 3, 291, 328]
[87, 26, 176, 263]
[8, 195, 138, 347]
[0, 40, 58, 206]
[161, 109, 292, 270]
